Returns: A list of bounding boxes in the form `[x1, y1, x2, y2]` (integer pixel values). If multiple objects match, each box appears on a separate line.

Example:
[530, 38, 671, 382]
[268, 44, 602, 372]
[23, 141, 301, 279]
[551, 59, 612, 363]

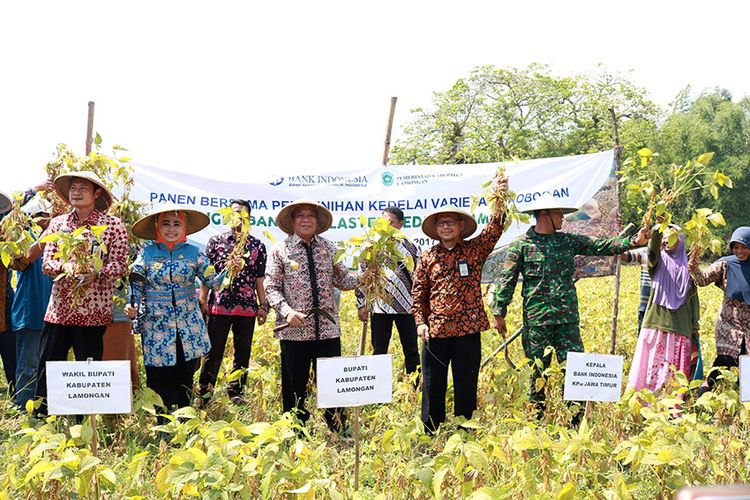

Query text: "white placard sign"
[564, 352, 624, 402]
[46, 360, 132, 415]
[740, 355, 750, 402]
[317, 355, 392, 408]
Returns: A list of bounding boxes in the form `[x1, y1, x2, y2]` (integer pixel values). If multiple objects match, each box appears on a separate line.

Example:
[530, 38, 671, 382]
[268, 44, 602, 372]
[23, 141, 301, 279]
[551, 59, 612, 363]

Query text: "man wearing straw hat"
[33, 171, 128, 413]
[412, 175, 508, 433]
[198, 199, 268, 405]
[491, 193, 649, 421]
[265, 199, 361, 433]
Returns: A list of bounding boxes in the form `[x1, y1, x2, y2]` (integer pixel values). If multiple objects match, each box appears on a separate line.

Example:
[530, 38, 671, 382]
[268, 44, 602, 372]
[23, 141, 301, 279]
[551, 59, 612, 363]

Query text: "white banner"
[131, 150, 618, 280]
[46, 360, 133, 415]
[317, 355, 392, 408]
[563, 352, 624, 402]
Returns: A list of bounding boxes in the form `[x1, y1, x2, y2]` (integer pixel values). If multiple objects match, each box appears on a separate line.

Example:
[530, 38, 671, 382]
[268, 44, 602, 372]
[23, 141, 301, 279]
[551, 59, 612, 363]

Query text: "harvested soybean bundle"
[217, 206, 252, 290]
[471, 164, 528, 229]
[40, 225, 109, 307]
[0, 196, 42, 268]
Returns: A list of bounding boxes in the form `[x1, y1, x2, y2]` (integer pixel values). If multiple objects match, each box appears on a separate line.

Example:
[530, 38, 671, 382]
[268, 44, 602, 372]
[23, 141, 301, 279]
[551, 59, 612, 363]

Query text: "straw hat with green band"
[421, 206, 477, 240]
[132, 205, 210, 240]
[520, 192, 578, 215]
[275, 199, 333, 235]
[53, 171, 116, 211]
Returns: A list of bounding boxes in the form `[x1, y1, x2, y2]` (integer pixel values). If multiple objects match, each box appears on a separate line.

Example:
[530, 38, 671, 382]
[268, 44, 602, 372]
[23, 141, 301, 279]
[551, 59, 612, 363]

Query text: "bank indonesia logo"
[268, 175, 284, 186]
[381, 171, 394, 186]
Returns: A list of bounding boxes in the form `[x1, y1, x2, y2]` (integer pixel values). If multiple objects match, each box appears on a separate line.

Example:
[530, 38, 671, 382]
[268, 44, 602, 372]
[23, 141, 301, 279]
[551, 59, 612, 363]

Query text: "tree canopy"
[391, 65, 749, 244]
[389, 64, 660, 165]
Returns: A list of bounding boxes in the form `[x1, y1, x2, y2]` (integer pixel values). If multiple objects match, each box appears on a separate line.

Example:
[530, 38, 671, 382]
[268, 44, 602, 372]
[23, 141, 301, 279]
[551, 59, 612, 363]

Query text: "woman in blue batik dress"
[125, 206, 217, 416]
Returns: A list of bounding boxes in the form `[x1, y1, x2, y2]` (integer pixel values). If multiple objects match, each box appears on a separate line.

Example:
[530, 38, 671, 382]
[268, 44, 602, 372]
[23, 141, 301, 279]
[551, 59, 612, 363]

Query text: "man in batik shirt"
[265, 199, 360, 433]
[412, 175, 508, 433]
[34, 172, 128, 413]
[199, 199, 267, 404]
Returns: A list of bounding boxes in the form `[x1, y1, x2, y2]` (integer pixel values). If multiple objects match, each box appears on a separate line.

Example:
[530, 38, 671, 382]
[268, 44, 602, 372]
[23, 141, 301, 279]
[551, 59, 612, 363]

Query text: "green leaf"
[94, 132, 102, 145]
[463, 441, 489, 473]
[710, 238, 724, 254]
[98, 467, 117, 486]
[557, 482, 577, 500]
[708, 212, 726, 227]
[696, 152, 714, 165]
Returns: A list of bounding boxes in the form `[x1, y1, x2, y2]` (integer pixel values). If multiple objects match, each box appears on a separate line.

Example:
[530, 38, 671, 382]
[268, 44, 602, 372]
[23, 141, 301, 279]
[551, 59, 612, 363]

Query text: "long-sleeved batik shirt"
[492, 228, 633, 326]
[42, 209, 128, 326]
[412, 212, 504, 338]
[205, 231, 267, 317]
[692, 259, 750, 359]
[265, 233, 359, 341]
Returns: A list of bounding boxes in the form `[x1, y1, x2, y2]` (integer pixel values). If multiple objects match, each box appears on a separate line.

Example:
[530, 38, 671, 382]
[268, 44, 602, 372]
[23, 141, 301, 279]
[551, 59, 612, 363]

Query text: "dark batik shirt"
[412, 212, 505, 338]
[206, 231, 267, 317]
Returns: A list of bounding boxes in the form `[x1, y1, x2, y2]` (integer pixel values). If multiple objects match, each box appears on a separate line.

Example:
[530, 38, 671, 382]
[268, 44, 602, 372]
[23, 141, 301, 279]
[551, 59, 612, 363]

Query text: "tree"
[647, 88, 750, 241]
[389, 64, 661, 165]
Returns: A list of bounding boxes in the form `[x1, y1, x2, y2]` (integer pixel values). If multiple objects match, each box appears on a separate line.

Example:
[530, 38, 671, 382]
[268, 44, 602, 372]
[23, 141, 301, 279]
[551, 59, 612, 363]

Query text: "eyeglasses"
[436, 219, 459, 227]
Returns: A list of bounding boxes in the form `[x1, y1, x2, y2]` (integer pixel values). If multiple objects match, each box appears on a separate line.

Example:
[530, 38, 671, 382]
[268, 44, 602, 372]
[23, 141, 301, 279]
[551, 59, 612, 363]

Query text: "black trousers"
[146, 335, 198, 410]
[0, 329, 17, 394]
[704, 341, 748, 392]
[280, 337, 345, 431]
[34, 322, 105, 414]
[198, 314, 256, 398]
[421, 332, 480, 432]
[371, 313, 420, 374]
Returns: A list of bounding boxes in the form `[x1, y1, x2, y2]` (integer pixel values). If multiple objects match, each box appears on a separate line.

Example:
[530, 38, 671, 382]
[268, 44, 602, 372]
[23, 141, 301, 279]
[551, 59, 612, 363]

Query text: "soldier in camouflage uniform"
[491, 194, 649, 418]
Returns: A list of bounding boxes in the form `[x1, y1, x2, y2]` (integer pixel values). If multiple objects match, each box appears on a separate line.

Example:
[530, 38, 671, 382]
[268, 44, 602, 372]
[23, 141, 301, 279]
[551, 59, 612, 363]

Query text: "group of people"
[1, 169, 748, 437]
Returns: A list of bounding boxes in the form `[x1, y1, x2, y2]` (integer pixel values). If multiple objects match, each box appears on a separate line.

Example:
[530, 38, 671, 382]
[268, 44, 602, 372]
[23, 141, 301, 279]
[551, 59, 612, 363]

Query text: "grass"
[0, 265, 747, 499]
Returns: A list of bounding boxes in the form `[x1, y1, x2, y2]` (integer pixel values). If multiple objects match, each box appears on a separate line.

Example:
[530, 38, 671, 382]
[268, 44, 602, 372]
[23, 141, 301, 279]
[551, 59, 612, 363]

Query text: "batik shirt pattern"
[132, 242, 217, 367]
[43, 209, 128, 326]
[206, 231, 267, 317]
[692, 260, 750, 358]
[412, 212, 504, 338]
[265, 234, 359, 341]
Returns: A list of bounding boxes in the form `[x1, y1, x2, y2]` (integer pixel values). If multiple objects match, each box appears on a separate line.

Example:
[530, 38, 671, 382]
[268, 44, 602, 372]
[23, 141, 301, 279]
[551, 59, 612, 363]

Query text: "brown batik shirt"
[412, 212, 504, 338]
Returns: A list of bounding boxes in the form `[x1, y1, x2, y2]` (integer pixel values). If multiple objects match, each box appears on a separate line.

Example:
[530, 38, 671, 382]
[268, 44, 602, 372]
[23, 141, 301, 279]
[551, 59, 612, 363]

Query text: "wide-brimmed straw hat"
[53, 171, 116, 211]
[421, 206, 477, 240]
[520, 192, 578, 215]
[132, 205, 210, 240]
[276, 199, 333, 235]
[0, 190, 11, 215]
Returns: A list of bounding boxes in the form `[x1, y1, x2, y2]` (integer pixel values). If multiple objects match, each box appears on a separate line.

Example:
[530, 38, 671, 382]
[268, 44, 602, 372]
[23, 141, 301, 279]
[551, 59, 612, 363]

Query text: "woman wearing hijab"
[690, 227, 750, 393]
[627, 228, 701, 393]
[124, 206, 216, 418]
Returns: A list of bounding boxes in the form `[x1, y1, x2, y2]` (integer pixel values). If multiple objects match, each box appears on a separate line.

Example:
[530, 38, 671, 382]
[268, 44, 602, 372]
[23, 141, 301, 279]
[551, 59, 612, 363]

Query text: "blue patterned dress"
[132, 242, 217, 367]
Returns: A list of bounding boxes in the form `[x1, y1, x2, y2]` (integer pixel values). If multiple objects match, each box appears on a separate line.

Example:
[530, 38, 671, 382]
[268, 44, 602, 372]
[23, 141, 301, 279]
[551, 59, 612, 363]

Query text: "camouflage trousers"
[522, 323, 584, 411]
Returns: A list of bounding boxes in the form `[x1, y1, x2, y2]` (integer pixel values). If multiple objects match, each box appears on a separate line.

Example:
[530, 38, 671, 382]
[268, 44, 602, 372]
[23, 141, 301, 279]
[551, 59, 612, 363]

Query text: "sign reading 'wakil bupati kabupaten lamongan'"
[46, 360, 132, 415]
[317, 355, 392, 408]
[563, 352, 624, 402]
